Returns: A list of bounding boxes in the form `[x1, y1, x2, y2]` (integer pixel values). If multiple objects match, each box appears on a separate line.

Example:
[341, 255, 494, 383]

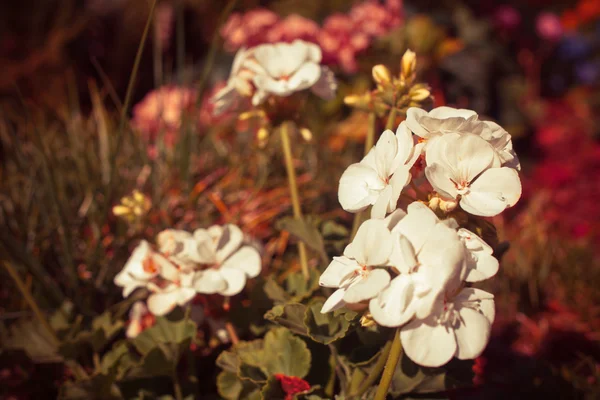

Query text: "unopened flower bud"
[299, 127, 313, 142]
[401, 49, 417, 82]
[410, 87, 431, 102]
[372, 64, 392, 85]
[439, 198, 458, 213]
[344, 94, 362, 107]
[257, 127, 269, 147]
[360, 313, 377, 327]
[428, 196, 440, 211]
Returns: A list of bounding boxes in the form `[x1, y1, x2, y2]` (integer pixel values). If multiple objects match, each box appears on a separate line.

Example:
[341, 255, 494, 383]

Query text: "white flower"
[251, 40, 334, 105]
[400, 288, 495, 367]
[146, 268, 197, 316]
[191, 224, 261, 296]
[212, 47, 261, 115]
[319, 219, 393, 313]
[458, 228, 499, 282]
[338, 122, 422, 219]
[480, 121, 521, 170]
[406, 106, 481, 147]
[370, 203, 466, 326]
[156, 229, 199, 270]
[114, 240, 169, 297]
[425, 133, 521, 217]
[126, 301, 150, 338]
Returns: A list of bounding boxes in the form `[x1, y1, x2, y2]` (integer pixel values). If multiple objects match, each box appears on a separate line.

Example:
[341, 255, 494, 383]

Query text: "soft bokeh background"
[1, 0, 599, 398]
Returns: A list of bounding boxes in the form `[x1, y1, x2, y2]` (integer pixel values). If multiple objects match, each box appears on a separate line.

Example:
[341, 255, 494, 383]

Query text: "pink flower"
[132, 86, 198, 151]
[265, 14, 320, 43]
[536, 12, 563, 41]
[220, 9, 279, 51]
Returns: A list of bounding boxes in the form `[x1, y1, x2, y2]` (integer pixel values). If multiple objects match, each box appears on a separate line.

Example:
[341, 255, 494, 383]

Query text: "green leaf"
[59, 373, 122, 399]
[239, 363, 268, 384]
[236, 340, 267, 369]
[286, 268, 320, 302]
[276, 216, 327, 260]
[138, 344, 177, 377]
[304, 298, 355, 345]
[260, 376, 286, 400]
[90, 311, 124, 352]
[261, 328, 311, 378]
[216, 349, 241, 373]
[1, 318, 61, 363]
[217, 371, 244, 400]
[264, 303, 308, 336]
[132, 316, 196, 355]
[49, 301, 75, 333]
[100, 342, 130, 375]
[263, 278, 290, 304]
[390, 352, 447, 396]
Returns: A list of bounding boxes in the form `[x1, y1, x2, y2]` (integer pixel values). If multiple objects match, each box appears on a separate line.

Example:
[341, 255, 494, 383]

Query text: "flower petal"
[338, 163, 383, 212]
[220, 268, 248, 296]
[389, 201, 439, 253]
[311, 66, 337, 100]
[344, 219, 393, 266]
[425, 163, 458, 200]
[394, 121, 416, 166]
[147, 291, 180, 316]
[454, 307, 492, 360]
[461, 167, 522, 217]
[401, 316, 457, 367]
[369, 274, 417, 327]
[320, 256, 360, 288]
[287, 63, 322, 92]
[374, 129, 399, 178]
[221, 246, 261, 278]
[215, 224, 244, 263]
[405, 107, 429, 138]
[321, 288, 347, 313]
[342, 268, 391, 304]
[194, 269, 228, 294]
[371, 184, 392, 219]
[454, 288, 495, 325]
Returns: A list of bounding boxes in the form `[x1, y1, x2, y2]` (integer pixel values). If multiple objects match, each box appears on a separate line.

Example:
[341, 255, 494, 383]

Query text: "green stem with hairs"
[373, 329, 403, 400]
[280, 121, 309, 280]
[350, 339, 392, 397]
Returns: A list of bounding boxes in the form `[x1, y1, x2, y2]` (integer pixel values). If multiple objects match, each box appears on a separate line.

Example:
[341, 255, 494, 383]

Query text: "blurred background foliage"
[0, 0, 599, 398]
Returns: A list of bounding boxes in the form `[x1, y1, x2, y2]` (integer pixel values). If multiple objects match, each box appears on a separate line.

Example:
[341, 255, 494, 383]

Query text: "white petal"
[344, 219, 393, 266]
[319, 257, 360, 288]
[461, 167, 522, 217]
[338, 163, 382, 212]
[343, 268, 391, 304]
[388, 166, 411, 209]
[321, 288, 347, 313]
[221, 246, 261, 278]
[429, 106, 477, 120]
[147, 291, 180, 316]
[287, 63, 321, 92]
[454, 307, 491, 360]
[383, 209, 407, 231]
[370, 185, 392, 219]
[252, 74, 290, 96]
[452, 135, 495, 183]
[401, 316, 457, 367]
[374, 129, 399, 178]
[369, 274, 417, 327]
[425, 163, 458, 200]
[405, 107, 429, 138]
[193, 228, 217, 263]
[215, 224, 244, 263]
[388, 233, 417, 274]
[389, 201, 439, 253]
[310, 66, 337, 100]
[220, 268, 247, 296]
[454, 288, 495, 325]
[194, 269, 227, 294]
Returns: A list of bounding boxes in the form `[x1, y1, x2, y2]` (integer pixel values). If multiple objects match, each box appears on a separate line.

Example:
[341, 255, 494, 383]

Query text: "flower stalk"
[373, 329, 402, 400]
[279, 121, 310, 280]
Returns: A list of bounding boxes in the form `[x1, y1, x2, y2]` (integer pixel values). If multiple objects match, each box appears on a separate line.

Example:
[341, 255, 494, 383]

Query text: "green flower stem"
[173, 370, 183, 400]
[2, 261, 88, 380]
[350, 112, 377, 240]
[373, 329, 402, 400]
[350, 339, 392, 397]
[280, 121, 310, 280]
[385, 107, 398, 131]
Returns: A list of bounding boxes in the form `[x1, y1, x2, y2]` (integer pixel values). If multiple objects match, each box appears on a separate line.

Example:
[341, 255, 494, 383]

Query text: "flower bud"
[410, 87, 431, 102]
[400, 49, 417, 82]
[299, 127, 313, 142]
[257, 127, 269, 148]
[439, 198, 458, 213]
[372, 64, 392, 85]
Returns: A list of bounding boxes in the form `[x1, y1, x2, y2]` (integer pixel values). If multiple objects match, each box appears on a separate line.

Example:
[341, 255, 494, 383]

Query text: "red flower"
[274, 374, 311, 400]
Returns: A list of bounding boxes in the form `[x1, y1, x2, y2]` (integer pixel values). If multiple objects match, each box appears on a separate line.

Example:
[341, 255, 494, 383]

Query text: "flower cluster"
[114, 224, 261, 316]
[323, 106, 522, 367]
[340, 106, 521, 218]
[219, 0, 402, 73]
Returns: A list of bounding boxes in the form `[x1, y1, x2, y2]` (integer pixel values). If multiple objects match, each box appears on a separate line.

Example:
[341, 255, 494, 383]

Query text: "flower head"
[338, 122, 422, 218]
[319, 219, 393, 312]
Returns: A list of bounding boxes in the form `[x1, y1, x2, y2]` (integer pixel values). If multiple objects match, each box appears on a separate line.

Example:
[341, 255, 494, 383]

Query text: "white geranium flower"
[251, 40, 334, 105]
[338, 122, 422, 219]
[370, 203, 466, 326]
[192, 224, 261, 296]
[406, 106, 482, 147]
[458, 228, 499, 282]
[114, 240, 172, 297]
[400, 288, 495, 367]
[425, 133, 521, 217]
[156, 229, 200, 270]
[319, 219, 393, 313]
[146, 269, 197, 316]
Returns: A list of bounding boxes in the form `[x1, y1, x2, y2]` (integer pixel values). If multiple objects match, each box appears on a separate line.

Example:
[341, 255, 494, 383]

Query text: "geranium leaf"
[304, 298, 355, 345]
[276, 216, 327, 261]
[261, 328, 311, 378]
[264, 303, 308, 336]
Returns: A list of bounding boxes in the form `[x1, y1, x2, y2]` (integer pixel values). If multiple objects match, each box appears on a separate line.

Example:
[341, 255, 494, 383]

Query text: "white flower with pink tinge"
[319, 219, 393, 313]
[191, 224, 261, 297]
[425, 133, 521, 217]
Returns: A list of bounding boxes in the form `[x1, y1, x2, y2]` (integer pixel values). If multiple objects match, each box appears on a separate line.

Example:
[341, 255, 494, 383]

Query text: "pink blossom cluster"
[220, 0, 403, 73]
